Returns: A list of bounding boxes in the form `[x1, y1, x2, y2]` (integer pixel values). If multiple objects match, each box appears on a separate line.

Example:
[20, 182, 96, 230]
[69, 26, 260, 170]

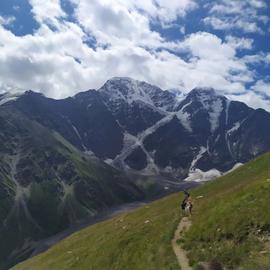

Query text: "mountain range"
[1, 77, 270, 269]
[3, 77, 270, 178]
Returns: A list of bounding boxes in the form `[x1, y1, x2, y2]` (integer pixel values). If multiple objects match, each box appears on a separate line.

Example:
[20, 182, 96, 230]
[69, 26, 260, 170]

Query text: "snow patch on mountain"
[123, 132, 159, 174]
[100, 77, 180, 114]
[167, 88, 186, 102]
[225, 121, 241, 158]
[113, 121, 167, 174]
[104, 158, 114, 165]
[184, 168, 222, 182]
[0, 92, 22, 106]
[226, 163, 243, 174]
[176, 101, 192, 132]
[138, 113, 175, 141]
[190, 147, 207, 171]
[112, 132, 139, 170]
[112, 113, 178, 174]
[185, 161, 244, 183]
[71, 124, 87, 151]
[140, 148, 159, 175]
[182, 146, 218, 182]
[127, 78, 154, 105]
[208, 98, 223, 133]
[225, 99, 231, 125]
[227, 122, 241, 135]
[191, 88, 224, 133]
[100, 77, 155, 106]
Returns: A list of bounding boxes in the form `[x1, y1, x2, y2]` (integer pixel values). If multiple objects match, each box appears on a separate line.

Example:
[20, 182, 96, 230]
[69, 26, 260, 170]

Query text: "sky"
[0, 0, 269, 110]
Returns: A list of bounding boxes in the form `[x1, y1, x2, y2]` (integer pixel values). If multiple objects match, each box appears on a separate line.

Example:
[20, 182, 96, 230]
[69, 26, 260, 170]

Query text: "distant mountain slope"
[12, 151, 270, 270]
[10, 90, 124, 159]
[3, 77, 270, 179]
[0, 106, 145, 270]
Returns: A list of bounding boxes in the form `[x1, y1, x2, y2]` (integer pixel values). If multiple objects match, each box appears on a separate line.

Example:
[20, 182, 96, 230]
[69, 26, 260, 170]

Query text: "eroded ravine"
[4, 147, 41, 230]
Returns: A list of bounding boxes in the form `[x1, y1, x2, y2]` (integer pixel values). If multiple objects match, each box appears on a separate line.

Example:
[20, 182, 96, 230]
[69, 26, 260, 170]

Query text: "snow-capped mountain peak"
[3, 77, 270, 183]
[184, 87, 227, 133]
[99, 77, 155, 106]
[99, 77, 183, 112]
[0, 91, 23, 106]
[189, 87, 219, 97]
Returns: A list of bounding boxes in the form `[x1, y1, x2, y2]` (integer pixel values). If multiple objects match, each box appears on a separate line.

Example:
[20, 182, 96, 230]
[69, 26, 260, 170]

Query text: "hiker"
[181, 190, 193, 216]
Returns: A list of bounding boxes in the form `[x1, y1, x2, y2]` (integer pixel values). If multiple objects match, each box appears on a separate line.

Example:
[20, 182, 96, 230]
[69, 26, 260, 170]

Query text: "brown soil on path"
[172, 216, 192, 270]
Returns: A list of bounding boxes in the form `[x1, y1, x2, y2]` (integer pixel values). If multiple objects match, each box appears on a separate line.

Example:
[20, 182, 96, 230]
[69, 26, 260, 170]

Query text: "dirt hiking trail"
[172, 217, 192, 270]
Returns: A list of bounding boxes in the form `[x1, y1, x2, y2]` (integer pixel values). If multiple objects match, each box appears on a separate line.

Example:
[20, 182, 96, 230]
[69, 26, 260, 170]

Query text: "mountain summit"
[0, 78, 268, 176]
[2, 77, 270, 180]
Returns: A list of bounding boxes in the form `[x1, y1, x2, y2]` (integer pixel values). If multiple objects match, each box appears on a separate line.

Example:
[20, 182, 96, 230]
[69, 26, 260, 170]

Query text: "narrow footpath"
[172, 217, 193, 270]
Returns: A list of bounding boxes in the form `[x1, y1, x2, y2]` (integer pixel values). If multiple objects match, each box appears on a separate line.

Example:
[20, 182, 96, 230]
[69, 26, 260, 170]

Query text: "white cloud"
[225, 36, 254, 50]
[180, 26, 186, 35]
[72, 0, 163, 48]
[251, 80, 270, 97]
[13, 5, 21, 12]
[204, 17, 263, 34]
[179, 32, 236, 60]
[249, 0, 267, 9]
[0, 0, 269, 111]
[29, 0, 66, 26]
[91, 0, 197, 23]
[71, 0, 197, 47]
[242, 52, 270, 65]
[148, 0, 197, 23]
[0, 24, 253, 98]
[0, 15, 16, 26]
[204, 0, 269, 34]
[227, 91, 270, 111]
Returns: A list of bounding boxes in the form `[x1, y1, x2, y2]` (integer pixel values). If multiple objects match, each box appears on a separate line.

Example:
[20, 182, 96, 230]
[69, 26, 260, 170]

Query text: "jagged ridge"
[2, 77, 270, 180]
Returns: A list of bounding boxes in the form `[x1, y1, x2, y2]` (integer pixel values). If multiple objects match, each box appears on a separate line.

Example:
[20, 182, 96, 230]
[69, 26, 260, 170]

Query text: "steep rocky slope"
[0, 106, 144, 269]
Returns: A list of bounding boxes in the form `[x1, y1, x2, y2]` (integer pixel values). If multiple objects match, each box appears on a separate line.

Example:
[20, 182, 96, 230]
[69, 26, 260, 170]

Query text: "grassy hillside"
[13, 152, 270, 270]
[183, 152, 270, 269]
[12, 193, 181, 270]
